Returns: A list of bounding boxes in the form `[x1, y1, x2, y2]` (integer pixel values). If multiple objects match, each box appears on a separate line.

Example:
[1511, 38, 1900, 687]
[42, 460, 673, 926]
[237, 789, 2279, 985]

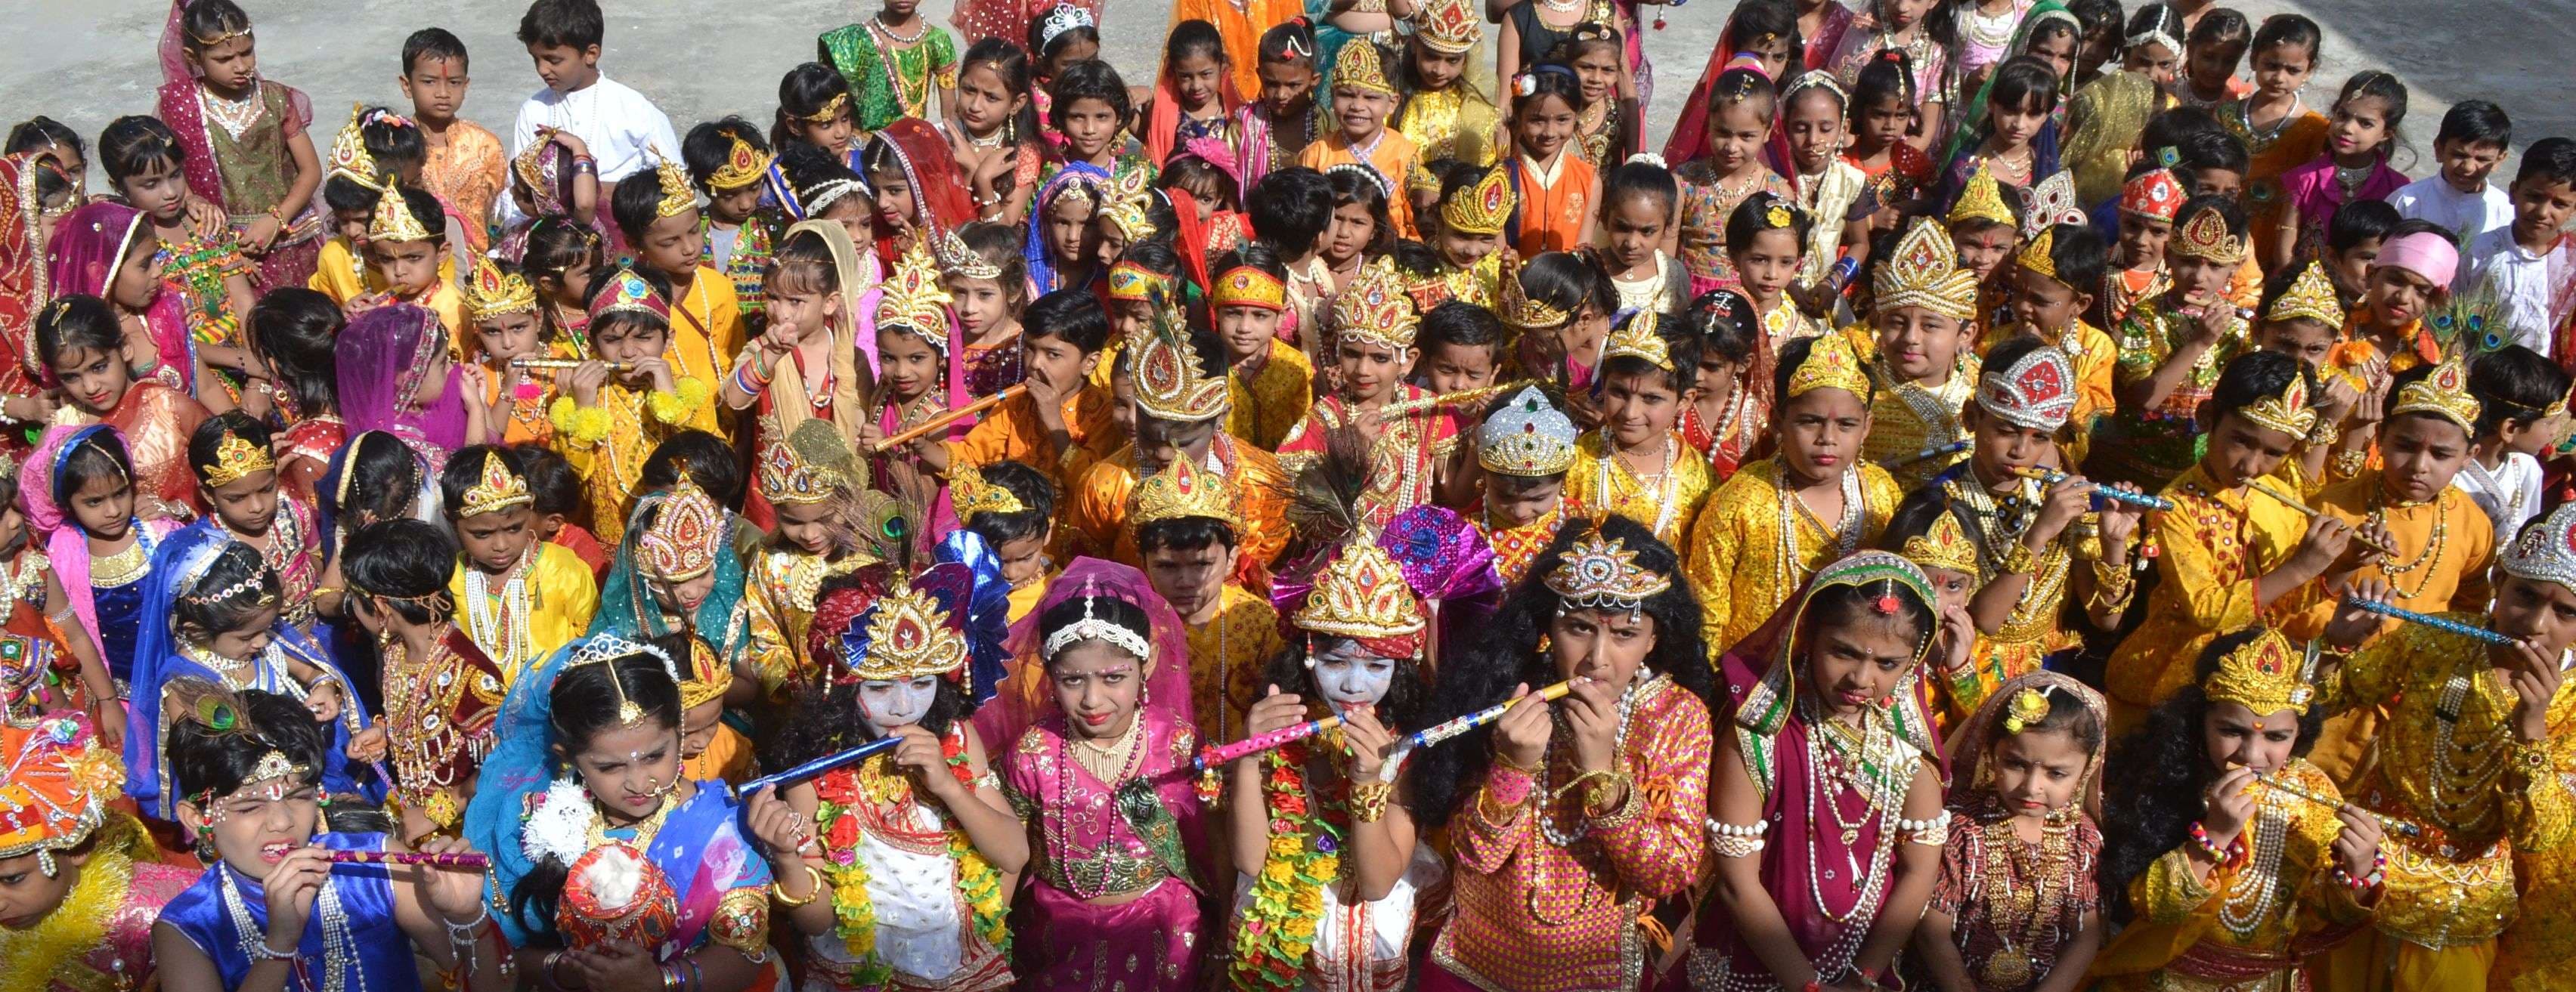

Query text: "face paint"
[857, 676, 940, 734]
[1310, 641, 1396, 718]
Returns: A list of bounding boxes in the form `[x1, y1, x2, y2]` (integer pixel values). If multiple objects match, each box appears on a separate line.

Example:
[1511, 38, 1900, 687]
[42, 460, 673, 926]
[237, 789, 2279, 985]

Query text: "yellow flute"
[508, 357, 633, 372]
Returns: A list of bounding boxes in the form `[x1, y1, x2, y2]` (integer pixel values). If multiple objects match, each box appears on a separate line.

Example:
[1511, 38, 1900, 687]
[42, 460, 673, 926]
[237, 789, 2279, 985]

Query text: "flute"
[1194, 714, 1345, 771]
[2008, 466, 2176, 510]
[2345, 598, 2516, 645]
[1882, 440, 1971, 471]
[871, 385, 1026, 453]
[1407, 678, 1585, 750]
[328, 850, 492, 869]
[2246, 482, 2399, 556]
[2252, 774, 2425, 838]
[740, 736, 903, 796]
[1379, 379, 1534, 417]
[508, 357, 633, 372]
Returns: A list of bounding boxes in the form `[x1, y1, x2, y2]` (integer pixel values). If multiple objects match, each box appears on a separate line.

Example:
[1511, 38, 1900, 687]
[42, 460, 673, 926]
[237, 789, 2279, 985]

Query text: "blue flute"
[2347, 598, 2516, 645]
[2008, 466, 2176, 510]
[1406, 678, 1583, 749]
[741, 736, 904, 796]
[1882, 440, 1971, 470]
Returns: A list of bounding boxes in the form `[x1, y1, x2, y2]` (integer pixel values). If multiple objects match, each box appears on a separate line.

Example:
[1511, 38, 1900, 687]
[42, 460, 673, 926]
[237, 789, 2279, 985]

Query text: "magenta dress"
[2279, 155, 2410, 264]
[1001, 708, 1207, 991]
[50, 854, 198, 992]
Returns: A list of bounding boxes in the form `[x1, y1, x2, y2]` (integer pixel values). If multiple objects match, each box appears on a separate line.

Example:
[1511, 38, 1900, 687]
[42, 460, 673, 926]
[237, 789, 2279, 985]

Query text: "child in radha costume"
[151, 0, 326, 292]
[724, 221, 874, 527]
[466, 635, 779, 988]
[0, 715, 198, 992]
[45, 201, 202, 398]
[188, 414, 323, 635]
[747, 421, 878, 675]
[741, 536, 1023, 991]
[34, 293, 209, 515]
[341, 518, 506, 844]
[18, 426, 186, 694]
[821, 0, 962, 133]
[150, 685, 503, 992]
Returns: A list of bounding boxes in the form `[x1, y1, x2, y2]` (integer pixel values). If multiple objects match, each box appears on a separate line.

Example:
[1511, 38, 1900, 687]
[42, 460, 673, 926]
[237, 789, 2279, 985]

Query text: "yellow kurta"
[1395, 85, 1503, 168]
[559, 379, 722, 545]
[2492, 678, 2576, 990]
[1683, 458, 1903, 654]
[2087, 759, 2374, 991]
[1564, 430, 1713, 547]
[1227, 338, 1313, 451]
[447, 542, 600, 688]
[1060, 438, 1292, 573]
[683, 723, 754, 785]
[1433, 250, 1508, 311]
[673, 266, 746, 389]
[1861, 353, 1980, 493]
[2104, 464, 2309, 728]
[308, 236, 382, 304]
[1188, 584, 1286, 749]
[747, 547, 870, 695]
[1930, 472, 2098, 727]
[944, 382, 1122, 493]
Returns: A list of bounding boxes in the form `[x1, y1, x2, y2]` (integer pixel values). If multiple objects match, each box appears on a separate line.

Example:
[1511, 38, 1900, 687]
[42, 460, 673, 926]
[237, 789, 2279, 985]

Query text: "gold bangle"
[769, 863, 825, 907]
[1995, 541, 2038, 576]
[1350, 780, 1395, 822]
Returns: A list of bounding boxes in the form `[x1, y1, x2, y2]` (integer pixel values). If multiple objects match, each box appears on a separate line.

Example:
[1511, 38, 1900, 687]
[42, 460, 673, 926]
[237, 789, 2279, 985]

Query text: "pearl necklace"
[464, 549, 536, 672]
[872, 14, 927, 44]
[1535, 675, 1646, 847]
[2215, 802, 2287, 941]
[1776, 460, 1865, 595]
[1599, 431, 1681, 539]
[221, 861, 366, 992]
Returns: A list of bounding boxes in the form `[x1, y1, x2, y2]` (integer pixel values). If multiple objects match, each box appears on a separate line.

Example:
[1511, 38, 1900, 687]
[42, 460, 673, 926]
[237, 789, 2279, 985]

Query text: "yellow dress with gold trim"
[445, 543, 599, 689]
[2491, 679, 2576, 990]
[1861, 352, 1981, 493]
[559, 379, 722, 545]
[1932, 471, 2094, 725]
[746, 547, 872, 694]
[1432, 249, 1509, 312]
[2102, 465, 2308, 728]
[1187, 584, 1287, 750]
[1563, 430, 1712, 547]
[1226, 338, 1314, 451]
[1682, 457, 1903, 654]
[1060, 439, 1292, 577]
[1395, 84, 1503, 168]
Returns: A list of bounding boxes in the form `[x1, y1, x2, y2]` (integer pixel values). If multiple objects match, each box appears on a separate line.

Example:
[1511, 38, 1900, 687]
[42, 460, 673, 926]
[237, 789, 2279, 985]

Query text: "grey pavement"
[2, 0, 2570, 190]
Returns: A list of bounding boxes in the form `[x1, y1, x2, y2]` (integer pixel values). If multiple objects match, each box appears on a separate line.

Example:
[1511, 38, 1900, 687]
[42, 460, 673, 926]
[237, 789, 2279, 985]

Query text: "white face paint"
[1310, 641, 1397, 719]
[856, 676, 940, 735]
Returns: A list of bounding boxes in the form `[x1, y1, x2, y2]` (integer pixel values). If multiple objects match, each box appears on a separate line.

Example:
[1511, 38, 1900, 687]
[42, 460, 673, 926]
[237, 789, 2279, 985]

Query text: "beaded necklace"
[2366, 491, 2450, 600]
[200, 82, 266, 142]
[1775, 460, 1865, 593]
[463, 548, 536, 673]
[2215, 800, 2288, 941]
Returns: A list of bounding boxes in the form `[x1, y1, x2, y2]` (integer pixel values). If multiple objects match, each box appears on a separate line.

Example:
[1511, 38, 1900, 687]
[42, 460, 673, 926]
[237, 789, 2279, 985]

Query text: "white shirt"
[2460, 226, 2576, 356]
[2454, 451, 2545, 549]
[500, 73, 682, 228]
[2388, 175, 2513, 244]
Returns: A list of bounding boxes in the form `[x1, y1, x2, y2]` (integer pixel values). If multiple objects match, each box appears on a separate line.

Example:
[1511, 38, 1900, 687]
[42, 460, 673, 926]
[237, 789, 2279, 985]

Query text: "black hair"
[2204, 350, 2308, 424]
[511, 650, 683, 933]
[1798, 579, 1937, 675]
[639, 431, 747, 507]
[178, 0, 253, 53]
[2023, 11, 2082, 54]
[1209, 241, 1286, 287]
[766, 572, 974, 768]
[2171, 127, 2250, 187]
[98, 116, 185, 186]
[1725, 190, 1813, 256]
[2469, 345, 2571, 438]
[343, 518, 462, 626]
[1137, 515, 1240, 555]
[167, 685, 329, 805]
[2125, 3, 2184, 54]
[1259, 17, 1317, 66]
[1539, 21, 1624, 70]
[959, 37, 1044, 149]
[1324, 166, 1398, 258]
[378, 185, 448, 246]
[2254, 265, 2334, 335]
[2168, 193, 2246, 252]
[2137, 106, 2225, 166]
[1029, 8, 1101, 67]
[323, 175, 386, 215]
[2184, 7, 2251, 56]
[1035, 591, 1154, 666]
[522, 218, 605, 294]
[1516, 250, 1614, 323]
[772, 63, 856, 153]
[1721, 0, 1802, 67]
[1599, 311, 1698, 396]
[1774, 333, 1877, 406]
[359, 107, 429, 177]
[401, 26, 469, 75]
[2068, 0, 2124, 54]
[516, 0, 604, 51]
[5, 117, 82, 162]
[438, 444, 528, 519]
[963, 460, 1058, 550]
[516, 444, 584, 517]
[1683, 289, 1760, 367]
[766, 227, 841, 301]
[1986, 54, 2060, 117]
[1050, 60, 1133, 132]
[1247, 168, 1332, 257]
[1022, 287, 1113, 353]
[1157, 154, 1238, 212]
[2434, 99, 2511, 153]
[1258, 635, 1430, 734]
[51, 431, 134, 511]
[1114, 238, 1183, 284]
[585, 264, 673, 346]
[1166, 18, 1230, 73]
[2099, 627, 2325, 922]
[955, 221, 1029, 301]
[2385, 218, 2454, 247]
[1853, 49, 1918, 113]
[2326, 198, 2401, 254]
[1412, 516, 1711, 827]
[2333, 70, 2410, 162]
[1601, 159, 1679, 221]
[36, 295, 124, 370]
[172, 542, 283, 641]
[1417, 301, 1506, 358]
[327, 432, 425, 540]
[610, 171, 686, 245]
[2035, 222, 2110, 291]
[187, 411, 273, 487]
[682, 117, 767, 193]
[2513, 137, 2576, 191]
[1512, 63, 1589, 117]
[2249, 12, 2320, 60]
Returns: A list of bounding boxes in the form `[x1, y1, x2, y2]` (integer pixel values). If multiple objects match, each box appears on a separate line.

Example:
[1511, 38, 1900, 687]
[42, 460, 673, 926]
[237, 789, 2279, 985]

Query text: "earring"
[1536, 633, 1553, 655]
[36, 850, 55, 878]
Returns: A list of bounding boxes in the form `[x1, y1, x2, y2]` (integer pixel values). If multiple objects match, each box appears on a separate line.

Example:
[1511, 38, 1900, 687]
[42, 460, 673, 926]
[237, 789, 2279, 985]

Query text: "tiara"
[1977, 345, 2079, 431]
[1294, 539, 1427, 641]
[1543, 527, 1673, 611]
[876, 243, 953, 348]
[458, 450, 534, 518]
[1601, 311, 1672, 370]
[1324, 162, 1392, 198]
[367, 184, 433, 244]
[462, 254, 539, 323]
[1212, 266, 1286, 312]
[2204, 627, 2316, 716]
[949, 462, 1026, 522]
[2503, 501, 2576, 592]
[184, 573, 274, 608]
[800, 93, 851, 125]
[2237, 372, 2319, 440]
[933, 228, 1002, 281]
[1038, 4, 1095, 51]
[708, 138, 772, 191]
[197, 431, 275, 487]
[245, 750, 307, 787]
[2389, 354, 2482, 432]
[1441, 165, 1516, 236]
[805, 176, 866, 216]
[1899, 511, 1981, 576]
[639, 476, 726, 583]
[1499, 263, 1571, 329]
[650, 150, 696, 219]
[326, 103, 383, 191]
[2265, 261, 2346, 328]
[1478, 385, 1580, 476]
[2170, 206, 2246, 264]
[568, 634, 683, 726]
[1040, 588, 1153, 661]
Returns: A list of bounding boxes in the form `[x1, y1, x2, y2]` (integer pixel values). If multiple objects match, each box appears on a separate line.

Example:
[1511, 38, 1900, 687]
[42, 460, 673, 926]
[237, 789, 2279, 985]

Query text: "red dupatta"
[867, 119, 978, 264]
[1145, 69, 1243, 168]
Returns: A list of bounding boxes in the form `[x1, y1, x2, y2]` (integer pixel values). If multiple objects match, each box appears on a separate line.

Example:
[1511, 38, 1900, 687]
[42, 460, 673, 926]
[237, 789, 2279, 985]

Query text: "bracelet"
[441, 901, 491, 937]
[1581, 770, 1631, 817]
[253, 935, 300, 961]
[1349, 780, 1394, 822]
[2188, 820, 2248, 868]
[543, 949, 571, 990]
[1550, 769, 1616, 805]
[1707, 817, 1769, 858]
[1893, 810, 1950, 845]
[771, 863, 825, 907]
[2330, 848, 2386, 890]
[659, 963, 682, 992]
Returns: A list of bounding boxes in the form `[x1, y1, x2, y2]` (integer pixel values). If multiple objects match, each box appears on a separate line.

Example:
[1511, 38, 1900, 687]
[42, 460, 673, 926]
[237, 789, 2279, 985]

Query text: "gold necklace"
[89, 539, 150, 587]
[586, 785, 682, 852]
[1070, 712, 1144, 784]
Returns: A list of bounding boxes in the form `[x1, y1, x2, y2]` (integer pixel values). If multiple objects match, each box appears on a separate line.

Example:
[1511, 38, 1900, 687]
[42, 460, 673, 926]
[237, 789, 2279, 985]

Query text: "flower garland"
[812, 728, 1005, 987]
[546, 397, 612, 445]
[645, 378, 714, 425]
[1229, 740, 1344, 990]
[0, 841, 132, 992]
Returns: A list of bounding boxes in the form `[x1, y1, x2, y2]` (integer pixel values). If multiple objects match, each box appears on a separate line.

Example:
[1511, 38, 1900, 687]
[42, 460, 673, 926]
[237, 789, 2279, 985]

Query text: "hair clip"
[1512, 73, 1537, 97]
[2156, 145, 2181, 167]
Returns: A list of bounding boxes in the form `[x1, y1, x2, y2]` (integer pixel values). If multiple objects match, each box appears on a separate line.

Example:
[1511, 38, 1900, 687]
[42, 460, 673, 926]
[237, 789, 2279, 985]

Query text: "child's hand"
[183, 197, 229, 241]
[305, 680, 345, 724]
[2504, 635, 2565, 744]
[2330, 805, 2386, 884]
[2, 391, 57, 423]
[2200, 764, 2259, 848]
[2187, 303, 2231, 347]
[742, 784, 815, 861]
[1341, 705, 1396, 780]
[347, 726, 389, 764]
[345, 292, 391, 317]
[2095, 483, 2147, 547]
[543, 127, 592, 159]
[240, 215, 283, 255]
[1562, 678, 1621, 774]
[2291, 513, 2355, 573]
[2322, 577, 2394, 647]
[2337, 518, 2395, 572]
[1787, 280, 1838, 319]
[568, 360, 611, 406]
[891, 724, 963, 800]
[92, 704, 125, 752]
[1937, 602, 1977, 675]
[2031, 471, 2098, 544]
[1491, 682, 1553, 772]
[457, 364, 492, 413]
[624, 357, 675, 394]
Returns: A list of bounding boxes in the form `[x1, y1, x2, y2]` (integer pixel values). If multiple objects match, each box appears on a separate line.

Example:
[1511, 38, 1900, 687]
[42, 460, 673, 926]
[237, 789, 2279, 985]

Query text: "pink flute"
[1193, 715, 1348, 771]
[327, 850, 491, 870]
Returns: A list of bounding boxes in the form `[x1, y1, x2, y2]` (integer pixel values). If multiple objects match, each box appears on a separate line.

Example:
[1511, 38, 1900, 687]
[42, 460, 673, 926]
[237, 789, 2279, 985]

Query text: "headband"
[2376, 231, 2460, 288]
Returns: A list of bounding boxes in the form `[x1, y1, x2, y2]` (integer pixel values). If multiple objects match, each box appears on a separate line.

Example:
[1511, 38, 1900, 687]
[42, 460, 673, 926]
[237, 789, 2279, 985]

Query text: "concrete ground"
[2, 0, 2568, 190]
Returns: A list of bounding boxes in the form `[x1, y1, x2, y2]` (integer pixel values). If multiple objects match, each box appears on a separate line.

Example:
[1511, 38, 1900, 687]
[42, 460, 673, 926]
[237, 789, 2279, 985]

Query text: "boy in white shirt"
[2455, 344, 2571, 547]
[500, 0, 682, 229]
[2460, 138, 2576, 356]
[2389, 100, 2514, 244]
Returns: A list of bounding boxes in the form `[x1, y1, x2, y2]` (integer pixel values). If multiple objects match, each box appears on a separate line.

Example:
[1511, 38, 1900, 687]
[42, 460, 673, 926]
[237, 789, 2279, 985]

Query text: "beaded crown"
[1543, 524, 1674, 610]
[1946, 162, 2014, 227]
[2503, 501, 2576, 592]
[1441, 165, 1516, 236]
[1132, 307, 1231, 422]
[708, 138, 772, 191]
[875, 243, 953, 348]
[1478, 386, 1581, 476]
[933, 228, 1002, 281]
[1600, 311, 1673, 370]
[949, 461, 1026, 521]
[1414, 0, 1484, 53]
[1331, 260, 1422, 352]
[2237, 371, 2319, 439]
[1873, 219, 1981, 320]
[367, 184, 433, 244]
[458, 449, 535, 518]
[1977, 345, 2079, 431]
[2170, 205, 2246, 264]
[0, 718, 118, 860]
[1900, 511, 1981, 576]
[1294, 537, 1428, 640]
[1786, 327, 1872, 400]
[2390, 354, 2482, 433]
[2265, 261, 2346, 328]
[589, 263, 671, 321]
[1333, 39, 1399, 98]
[2119, 168, 2185, 221]
[326, 104, 384, 190]
[2204, 626, 2316, 716]
[197, 429, 275, 487]
[1212, 265, 1286, 312]
[1098, 170, 1158, 243]
[757, 419, 859, 507]
[651, 150, 696, 219]
[639, 476, 726, 583]
[1130, 456, 1240, 529]
[2022, 171, 2086, 237]
[462, 254, 539, 323]
[2016, 224, 2064, 285]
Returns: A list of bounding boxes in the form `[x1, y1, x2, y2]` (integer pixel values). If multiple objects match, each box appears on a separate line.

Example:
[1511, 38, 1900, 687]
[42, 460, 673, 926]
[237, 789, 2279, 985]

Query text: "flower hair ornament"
[2002, 685, 2053, 734]
[565, 633, 684, 727]
[1040, 579, 1155, 662]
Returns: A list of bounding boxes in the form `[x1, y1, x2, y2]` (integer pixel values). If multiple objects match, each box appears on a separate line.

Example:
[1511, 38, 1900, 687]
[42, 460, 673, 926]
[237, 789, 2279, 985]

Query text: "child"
[2099, 168, 2186, 327]
[2067, 0, 2124, 86]
[610, 156, 739, 403]
[187, 413, 321, 633]
[683, 118, 780, 328]
[2164, 8, 2250, 110]
[241, 288, 336, 500]
[819, 0, 961, 131]
[949, 39, 1045, 225]
[1861, 219, 1985, 491]
[1942, 57, 2064, 209]
[2221, 14, 2328, 266]
[35, 295, 210, 518]
[501, 0, 683, 228]
[1126, 459, 1280, 745]
[17, 426, 184, 695]
[2065, 5, 2186, 199]
[519, 443, 611, 580]
[1729, 191, 1830, 358]
[401, 29, 506, 254]
[499, 132, 609, 264]
[858, 247, 961, 523]
[2094, 196, 2259, 489]
[519, 216, 605, 351]
[2252, 261, 2346, 372]
[1299, 44, 1424, 240]
[1469, 386, 1580, 584]
[0, 719, 194, 987]
[958, 460, 1060, 621]
[1844, 51, 1940, 216]
[1275, 263, 1457, 527]
[1238, 20, 1323, 185]
[2002, 221, 2118, 440]
[1685, 332, 1904, 651]
[1026, 165, 1109, 295]
[355, 184, 466, 340]
[551, 264, 717, 543]
[1664, 0, 1800, 163]
[2463, 138, 2576, 353]
[2494, 505, 2576, 990]
[93, 119, 253, 403]
[771, 62, 862, 168]
[0, 471, 116, 731]
[1141, 20, 1240, 167]
[1825, 0, 1957, 144]
[1602, 160, 1687, 314]
[151, 0, 324, 290]
[2272, 71, 2410, 271]
[744, 421, 865, 670]
[1062, 323, 1293, 573]
[1567, 312, 1714, 544]
[463, 259, 564, 447]
[335, 301, 488, 465]
[1047, 60, 1154, 193]
[1673, 65, 1794, 301]
[1426, 162, 1516, 308]
[2333, 226, 2455, 380]
[1026, 5, 1104, 149]
[1415, 299, 1506, 398]
[1502, 66, 1599, 258]
[1555, 26, 1638, 167]
[1679, 289, 1768, 480]
[1395, 0, 1504, 168]
[341, 516, 508, 842]
[923, 289, 1122, 490]
[2387, 100, 2513, 245]
[1946, 164, 2026, 332]
[438, 445, 596, 687]
[1505, 249, 1616, 388]
[311, 106, 402, 305]
[772, 143, 883, 262]
[1209, 245, 1312, 449]
[1769, 79, 1868, 298]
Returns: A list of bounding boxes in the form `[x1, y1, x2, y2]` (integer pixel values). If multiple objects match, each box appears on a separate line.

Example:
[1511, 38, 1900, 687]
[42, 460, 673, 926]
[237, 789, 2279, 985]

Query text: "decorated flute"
[871, 385, 1026, 453]
[2246, 482, 2399, 557]
[328, 850, 492, 869]
[1882, 440, 1971, 471]
[2345, 598, 2516, 645]
[509, 357, 633, 372]
[1407, 678, 1585, 750]
[1380, 379, 1536, 417]
[2253, 774, 2424, 838]
[741, 736, 903, 796]
[1194, 715, 1346, 771]
[2008, 466, 2175, 510]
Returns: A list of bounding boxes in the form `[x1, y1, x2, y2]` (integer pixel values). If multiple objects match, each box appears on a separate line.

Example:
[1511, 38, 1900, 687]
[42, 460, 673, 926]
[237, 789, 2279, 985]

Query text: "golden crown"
[1131, 456, 1240, 529]
[877, 243, 954, 348]
[708, 138, 772, 191]
[1132, 314, 1231, 423]
[1787, 329, 1872, 400]
[757, 419, 856, 507]
[2017, 224, 2062, 285]
[1601, 311, 1673, 370]
[933, 228, 1002, 281]
[1441, 165, 1517, 236]
[1294, 537, 1427, 641]
[1499, 262, 1571, 329]
[1899, 510, 1981, 576]
[1413, 0, 1484, 53]
[2237, 372, 2319, 440]
[1212, 265, 1286, 312]
[850, 583, 971, 683]
[197, 431, 275, 487]
[679, 637, 731, 709]
[800, 93, 851, 124]
[2204, 626, 2317, 716]
[367, 184, 433, 244]
[2265, 261, 2346, 328]
[2390, 354, 2482, 432]
[1333, 39, 1398, 98]
[1478, 385, 1581, 476]
[458, 450, 534, 518]
[1946, 161, 2014, 228]
[949, 462, 1027, 522]
[462, 254, 539, 323]
[327, 103, 383, 190]
[2170, 205, 2246, 264]
[1331, 260, 1421, 352]
[1873, 218, 1981, 321]
[639, 475, 726, 583]
[652, 150, 696, 219]
[1543, 527, 1674, 610]
[1098, 169, 1157, 243]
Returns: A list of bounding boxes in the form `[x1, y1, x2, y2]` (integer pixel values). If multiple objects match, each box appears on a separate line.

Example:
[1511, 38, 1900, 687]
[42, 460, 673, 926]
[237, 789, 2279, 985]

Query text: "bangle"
[1349, 780, 1394, 822]
[543, 950, 571, 990]
[2188, 820, 2248, 867]
[770, 863, 825, 907]
[253, 935, 300, 960]
[441, 901, 491, 938]
[2331, 848, 2386, 890]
